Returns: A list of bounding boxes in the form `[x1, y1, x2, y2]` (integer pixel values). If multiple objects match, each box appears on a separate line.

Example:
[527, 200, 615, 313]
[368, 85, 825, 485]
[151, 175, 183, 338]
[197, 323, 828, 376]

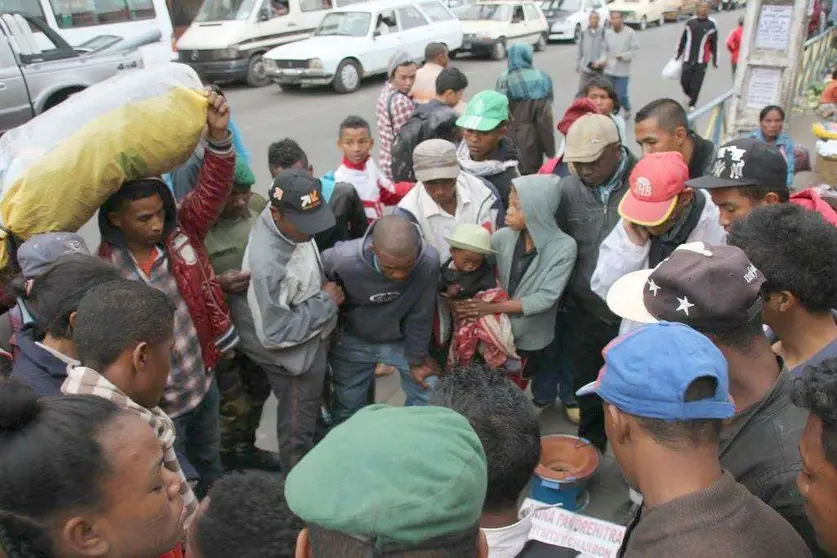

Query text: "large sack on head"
[0, 63, 207, 269]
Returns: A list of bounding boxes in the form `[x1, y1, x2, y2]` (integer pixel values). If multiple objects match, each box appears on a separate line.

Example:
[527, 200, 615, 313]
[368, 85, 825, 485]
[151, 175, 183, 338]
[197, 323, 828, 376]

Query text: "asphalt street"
[225, 9, 744, 196]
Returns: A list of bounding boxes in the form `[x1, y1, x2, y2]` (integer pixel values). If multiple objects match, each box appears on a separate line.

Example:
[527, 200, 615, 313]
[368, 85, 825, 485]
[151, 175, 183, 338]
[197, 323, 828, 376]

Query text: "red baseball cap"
[619, 152, 689, 227]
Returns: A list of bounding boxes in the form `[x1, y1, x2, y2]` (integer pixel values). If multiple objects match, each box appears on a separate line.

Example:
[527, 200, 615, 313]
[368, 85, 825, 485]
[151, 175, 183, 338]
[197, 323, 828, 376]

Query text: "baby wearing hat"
[441, 224, 520, 371]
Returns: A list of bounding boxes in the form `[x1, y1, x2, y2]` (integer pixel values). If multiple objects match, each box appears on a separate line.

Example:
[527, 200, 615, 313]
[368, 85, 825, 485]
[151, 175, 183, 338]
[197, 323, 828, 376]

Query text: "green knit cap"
[285, 405, 487, 547]
[233, 156, 256, 190]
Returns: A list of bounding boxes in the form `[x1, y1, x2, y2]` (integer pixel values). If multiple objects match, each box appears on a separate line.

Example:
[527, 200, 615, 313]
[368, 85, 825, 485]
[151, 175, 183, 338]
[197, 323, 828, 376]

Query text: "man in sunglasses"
[590, 151, 726, 335]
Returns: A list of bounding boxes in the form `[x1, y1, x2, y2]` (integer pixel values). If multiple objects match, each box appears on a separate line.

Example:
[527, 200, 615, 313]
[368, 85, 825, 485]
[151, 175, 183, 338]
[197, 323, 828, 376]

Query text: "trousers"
[217, 352, 271, 453]
[681, 62, 708, 107]
[173, 380, 223, 498]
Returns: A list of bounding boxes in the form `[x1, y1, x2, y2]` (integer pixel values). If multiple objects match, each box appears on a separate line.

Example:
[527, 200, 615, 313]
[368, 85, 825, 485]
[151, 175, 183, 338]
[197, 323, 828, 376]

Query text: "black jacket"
[677, 16, 718, 65]
[10, 326, 71, 397]
[689, 133, 718, 178]
[391, 100, 459, 182]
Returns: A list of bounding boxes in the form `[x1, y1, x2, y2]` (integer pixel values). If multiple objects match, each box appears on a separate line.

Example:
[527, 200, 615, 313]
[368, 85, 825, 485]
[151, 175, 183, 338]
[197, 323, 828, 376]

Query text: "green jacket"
[205, 193, 266, 275]
[492, 175, 577, 351]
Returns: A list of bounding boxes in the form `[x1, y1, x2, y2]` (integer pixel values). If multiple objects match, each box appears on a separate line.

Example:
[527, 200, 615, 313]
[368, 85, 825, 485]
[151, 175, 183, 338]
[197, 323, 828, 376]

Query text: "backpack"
[390, 104, 458, 183]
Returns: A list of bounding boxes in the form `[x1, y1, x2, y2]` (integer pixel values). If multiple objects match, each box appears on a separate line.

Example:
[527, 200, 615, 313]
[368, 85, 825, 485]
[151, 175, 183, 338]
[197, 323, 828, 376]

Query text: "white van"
[176, 0, 365, 86]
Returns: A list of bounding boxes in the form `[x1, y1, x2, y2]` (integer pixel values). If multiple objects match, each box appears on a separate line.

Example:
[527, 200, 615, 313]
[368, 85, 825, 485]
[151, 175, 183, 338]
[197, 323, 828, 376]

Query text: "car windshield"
[315, 12, 371, 36]
[195, 0, 257, 21]
[461, 4, 511, 20]
[541, 0, 582, 11]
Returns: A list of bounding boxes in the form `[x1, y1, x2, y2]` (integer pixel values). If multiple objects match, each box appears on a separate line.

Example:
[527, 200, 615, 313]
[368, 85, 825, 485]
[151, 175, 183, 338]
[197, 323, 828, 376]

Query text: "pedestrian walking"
[726, 16, 744, 79]
[577, 11, 606, 92]
[676, 2, 718, 109]
[600, 11, 638, 120]
[377, 51, 417, 181]
[496, 43, 555, 174]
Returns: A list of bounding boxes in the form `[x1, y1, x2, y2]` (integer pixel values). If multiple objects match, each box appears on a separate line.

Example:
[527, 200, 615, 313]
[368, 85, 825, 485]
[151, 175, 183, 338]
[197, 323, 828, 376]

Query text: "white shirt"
[35, 341, 79, 366]
[398, 172, 498, 262]
[334, 160, 392, 221]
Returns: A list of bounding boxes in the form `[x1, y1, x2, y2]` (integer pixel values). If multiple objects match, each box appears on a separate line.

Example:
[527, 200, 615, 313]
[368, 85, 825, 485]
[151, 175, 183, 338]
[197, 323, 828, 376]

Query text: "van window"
[195, 0, 257, 21]
[375, 9, 397, 33]
[419, 1, 454, 21]
[301, 0, 333, 12]
[512, 5, 524, 21]
[262, 0, 290, 18]
[48, 0, 156, 29]
[397, 5, 427, 29]
[523, 4, 539, 19]
[0, 1, 47, 24]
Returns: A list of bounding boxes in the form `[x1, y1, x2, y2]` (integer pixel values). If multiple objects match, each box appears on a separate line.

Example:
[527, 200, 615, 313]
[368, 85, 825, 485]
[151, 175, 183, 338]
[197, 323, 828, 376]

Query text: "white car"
[459, 1, 550, 60]
[262, 0, 463, 93]
[543, 0, 608, 42]
[607, 0, 666, 30]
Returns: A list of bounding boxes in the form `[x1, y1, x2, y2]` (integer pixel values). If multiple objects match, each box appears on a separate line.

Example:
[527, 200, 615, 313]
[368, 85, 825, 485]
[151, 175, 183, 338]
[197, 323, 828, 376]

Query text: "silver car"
[0, 13, 145, 135]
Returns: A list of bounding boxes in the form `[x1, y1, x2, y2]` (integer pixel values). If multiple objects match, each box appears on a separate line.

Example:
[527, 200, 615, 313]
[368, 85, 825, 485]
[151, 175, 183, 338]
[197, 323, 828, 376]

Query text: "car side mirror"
[258, 8, 271, 21]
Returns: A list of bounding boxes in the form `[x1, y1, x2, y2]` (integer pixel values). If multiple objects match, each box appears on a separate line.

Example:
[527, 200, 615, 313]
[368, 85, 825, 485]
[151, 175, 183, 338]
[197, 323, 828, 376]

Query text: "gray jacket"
[598, 26, 638, 77]
[556, 148, 636, 324]
[577, 26, 605, 73]
[492, 175, 576, 351]
[243, 207, 338, 375]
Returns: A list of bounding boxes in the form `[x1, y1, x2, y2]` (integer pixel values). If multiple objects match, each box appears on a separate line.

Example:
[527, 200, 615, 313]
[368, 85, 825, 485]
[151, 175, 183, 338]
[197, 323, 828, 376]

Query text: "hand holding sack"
[0, 63, 209, 269]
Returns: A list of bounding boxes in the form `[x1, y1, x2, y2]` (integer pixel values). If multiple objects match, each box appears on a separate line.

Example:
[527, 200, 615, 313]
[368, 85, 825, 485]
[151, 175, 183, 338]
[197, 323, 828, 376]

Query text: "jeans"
[264, 341, 327, 473]
[607, 74, 631, 112]
[531, 309, 576, 407]
[568, 304, 620, 453]
[330, 330, 437, 424]
[173, 380, 223, 498]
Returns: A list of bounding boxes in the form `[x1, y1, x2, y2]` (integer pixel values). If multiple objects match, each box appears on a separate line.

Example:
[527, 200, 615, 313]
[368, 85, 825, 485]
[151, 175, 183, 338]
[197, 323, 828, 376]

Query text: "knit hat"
[285, 405, 487, 547]
[233, 156, 256, 190]
[557, 98, 599, 136]
[388, 50, 414, 77]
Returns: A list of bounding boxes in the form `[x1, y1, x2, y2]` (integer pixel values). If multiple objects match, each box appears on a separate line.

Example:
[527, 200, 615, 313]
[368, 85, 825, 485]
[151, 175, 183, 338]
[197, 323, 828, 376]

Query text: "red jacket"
[726, 26, 743, 64]
[98, 145, 238, 371]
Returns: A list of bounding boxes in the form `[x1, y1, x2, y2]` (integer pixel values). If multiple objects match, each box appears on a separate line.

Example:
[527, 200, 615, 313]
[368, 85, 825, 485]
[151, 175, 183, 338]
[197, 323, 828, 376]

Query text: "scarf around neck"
[456, 140, 518, 178]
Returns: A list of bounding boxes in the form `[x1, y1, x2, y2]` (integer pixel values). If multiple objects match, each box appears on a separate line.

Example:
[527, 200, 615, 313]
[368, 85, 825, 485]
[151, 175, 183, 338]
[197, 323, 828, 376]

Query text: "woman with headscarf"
[496, 43, 555, 175]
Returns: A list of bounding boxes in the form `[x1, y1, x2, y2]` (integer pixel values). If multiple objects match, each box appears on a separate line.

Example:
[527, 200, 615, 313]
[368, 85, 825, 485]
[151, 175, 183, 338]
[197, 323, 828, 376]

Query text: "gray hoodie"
[491, 175, 577, 351]
[598, 25, 639, 77]
[321, 220, 440, 365]
[577, 26, 605, 73]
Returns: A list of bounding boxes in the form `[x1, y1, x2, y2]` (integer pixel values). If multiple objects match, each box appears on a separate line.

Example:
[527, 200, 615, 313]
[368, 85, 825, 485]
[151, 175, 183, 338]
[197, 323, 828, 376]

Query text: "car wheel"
[639, 16, 647, 30]
[333, 59, 361, 93]
[491, 40, 507, 60]
[278, 83, 302, 92]
[572, 24, 582, 43]
[534, 33, 547, 51]
[246, 54, 270, 88]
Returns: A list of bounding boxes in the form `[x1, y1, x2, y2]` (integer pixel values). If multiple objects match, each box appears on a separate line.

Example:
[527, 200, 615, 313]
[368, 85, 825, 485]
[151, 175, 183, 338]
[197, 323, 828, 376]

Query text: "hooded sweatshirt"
[243, 207, 338, 376]
[320, 221, 440, 365]
[492, 175, 577, 351]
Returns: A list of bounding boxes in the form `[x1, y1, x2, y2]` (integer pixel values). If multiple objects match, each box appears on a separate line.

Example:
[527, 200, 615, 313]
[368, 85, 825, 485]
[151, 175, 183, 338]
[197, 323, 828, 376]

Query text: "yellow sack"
[813, 121, 837, 140]
[0, 63, 207, 269]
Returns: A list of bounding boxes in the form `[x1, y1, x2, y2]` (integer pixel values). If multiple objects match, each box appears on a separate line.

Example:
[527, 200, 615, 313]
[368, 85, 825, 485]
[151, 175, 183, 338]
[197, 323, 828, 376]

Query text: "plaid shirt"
[376, 81, 414, 181]
[61, 365, 198, 525]
[111, 247, 210, 418]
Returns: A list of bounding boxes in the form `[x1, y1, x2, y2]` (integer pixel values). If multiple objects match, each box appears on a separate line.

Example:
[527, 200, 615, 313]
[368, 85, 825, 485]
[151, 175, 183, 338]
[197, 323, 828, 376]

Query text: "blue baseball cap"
[576, 322, 735, 420]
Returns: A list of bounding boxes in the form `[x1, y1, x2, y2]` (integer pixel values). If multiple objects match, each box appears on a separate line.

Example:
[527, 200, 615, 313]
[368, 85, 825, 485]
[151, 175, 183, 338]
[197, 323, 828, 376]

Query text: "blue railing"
[687, 90, 734, 144]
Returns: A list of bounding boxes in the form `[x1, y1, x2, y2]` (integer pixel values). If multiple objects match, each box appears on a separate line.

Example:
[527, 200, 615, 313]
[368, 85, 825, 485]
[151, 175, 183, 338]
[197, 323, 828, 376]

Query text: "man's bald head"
[372, 216, 418, 259]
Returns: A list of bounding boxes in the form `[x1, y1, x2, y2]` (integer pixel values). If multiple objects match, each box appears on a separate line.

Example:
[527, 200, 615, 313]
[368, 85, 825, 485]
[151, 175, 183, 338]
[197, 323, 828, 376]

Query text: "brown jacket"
[507, 98, 555, 175]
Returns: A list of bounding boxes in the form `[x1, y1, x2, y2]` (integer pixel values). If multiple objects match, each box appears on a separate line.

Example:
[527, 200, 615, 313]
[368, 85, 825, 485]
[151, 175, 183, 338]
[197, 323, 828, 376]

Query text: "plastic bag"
[0, 63, 207, 269]
[813, 121, 837, 140]
[661, 58, 682, 80]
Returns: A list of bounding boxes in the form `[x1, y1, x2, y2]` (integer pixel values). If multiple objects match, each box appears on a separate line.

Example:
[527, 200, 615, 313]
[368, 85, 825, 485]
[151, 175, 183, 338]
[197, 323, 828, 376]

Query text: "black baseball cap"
[606, 242, 765, 332]
[686, 138, 788, 190]
[269, 169, 335, 235]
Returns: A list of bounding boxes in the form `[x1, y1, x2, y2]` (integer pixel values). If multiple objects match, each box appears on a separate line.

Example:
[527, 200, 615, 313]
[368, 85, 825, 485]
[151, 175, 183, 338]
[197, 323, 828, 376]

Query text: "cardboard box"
[816, 154, 837, 187]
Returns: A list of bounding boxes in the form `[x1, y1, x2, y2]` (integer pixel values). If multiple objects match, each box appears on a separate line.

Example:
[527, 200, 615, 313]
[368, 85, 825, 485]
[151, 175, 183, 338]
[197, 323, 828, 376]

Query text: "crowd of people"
[3, 14, 837, 558]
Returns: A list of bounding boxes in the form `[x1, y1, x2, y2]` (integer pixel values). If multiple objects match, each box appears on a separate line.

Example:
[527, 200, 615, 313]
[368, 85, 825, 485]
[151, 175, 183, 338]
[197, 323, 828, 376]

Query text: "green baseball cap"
[456, 90, 509, 132]
[233, 155, 256, 190]
[285, 405, 487, 547]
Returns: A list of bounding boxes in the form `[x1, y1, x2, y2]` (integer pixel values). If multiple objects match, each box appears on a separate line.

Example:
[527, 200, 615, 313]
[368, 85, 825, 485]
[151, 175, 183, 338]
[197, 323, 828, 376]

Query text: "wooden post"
[726, 0, 809, 137]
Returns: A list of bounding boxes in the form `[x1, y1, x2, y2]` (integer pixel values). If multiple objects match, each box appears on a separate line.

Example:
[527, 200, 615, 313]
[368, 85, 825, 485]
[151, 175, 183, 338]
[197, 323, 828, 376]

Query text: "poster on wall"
[755, 5, 793, 50]
[746, 67, 782, 109]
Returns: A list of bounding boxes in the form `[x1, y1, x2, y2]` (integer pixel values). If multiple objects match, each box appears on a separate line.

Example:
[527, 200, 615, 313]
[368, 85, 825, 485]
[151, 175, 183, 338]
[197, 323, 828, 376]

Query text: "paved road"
[226, 10, 743, 195]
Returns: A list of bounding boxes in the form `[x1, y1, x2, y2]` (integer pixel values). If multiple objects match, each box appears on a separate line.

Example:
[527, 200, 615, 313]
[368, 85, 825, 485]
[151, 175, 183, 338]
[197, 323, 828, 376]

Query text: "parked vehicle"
[3, 0, 175, 66]
[263, 0, 462, 93]
[0, 13, 147, 135]
[176, 0, 361, 87]
[607, 0, 665, 29]
[459, 1, 549, 60]
[543, 0, 608, 43]
[447, 0, 480, 15]
[662, 0, 697, 20]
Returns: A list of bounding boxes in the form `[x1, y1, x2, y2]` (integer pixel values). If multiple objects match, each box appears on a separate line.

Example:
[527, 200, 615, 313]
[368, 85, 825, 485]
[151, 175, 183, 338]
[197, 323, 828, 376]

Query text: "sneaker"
[223, 444, 282, 472]
[564, 405, 581, 424]
[533, 401, 551, 416]
[375, 363, 396, 377]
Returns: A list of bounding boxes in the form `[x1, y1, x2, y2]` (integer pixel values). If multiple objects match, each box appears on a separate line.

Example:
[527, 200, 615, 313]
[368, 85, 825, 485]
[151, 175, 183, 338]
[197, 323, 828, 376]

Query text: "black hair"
[792, 357, 837, 467]
[74, 280, 174, 373]
[728, 204, 837, 313]
[0, 379, 124, 521]
[633, 376, 724, 448]
[193, 472, 303, 558]
[832, 67, 837, 80]
[0, 511, 55, 558]
[582, 75, 620, 114]
[12, 254, 123, 340]
[101, 178, 165, 215]
[268, 138, 309, 171]
[308, 524, 479, 558]
[735, 183, 791, 204]
[429, 365, 540, 512]
[338, 115, 371, 140]
[698, 311, 766, 354]
[436, 67, 469, 96]
[424, 42, 447, 62]
[759, 105, 785, 122]
[635, 98, 690, 133]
